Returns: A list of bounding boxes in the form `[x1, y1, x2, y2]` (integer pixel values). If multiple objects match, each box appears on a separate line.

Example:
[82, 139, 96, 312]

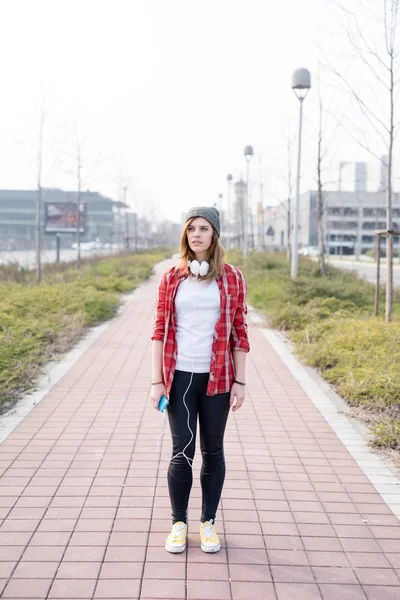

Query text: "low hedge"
[230, 250, 400, 449]
[0, 250, 169, 408]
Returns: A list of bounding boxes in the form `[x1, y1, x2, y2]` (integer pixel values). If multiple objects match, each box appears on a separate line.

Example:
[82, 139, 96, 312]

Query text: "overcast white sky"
[0, 0, 396, 222]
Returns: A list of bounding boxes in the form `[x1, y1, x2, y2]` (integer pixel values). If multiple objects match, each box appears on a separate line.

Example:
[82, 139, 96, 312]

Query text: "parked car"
[298, 246, 320, 257]
[71, 241, 102, 251]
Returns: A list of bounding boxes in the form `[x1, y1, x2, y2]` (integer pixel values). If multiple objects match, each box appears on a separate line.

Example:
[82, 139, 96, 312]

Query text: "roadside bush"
[293, 318, 400, 411]
[0, 250, 169, 408]
[371, 418, 400, 449]
[229, 250, 400, 449]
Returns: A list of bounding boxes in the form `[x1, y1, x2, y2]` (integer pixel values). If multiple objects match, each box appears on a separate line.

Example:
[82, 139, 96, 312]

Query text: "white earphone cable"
[159, 261, 209, 467]
[169, 268, 199, 467]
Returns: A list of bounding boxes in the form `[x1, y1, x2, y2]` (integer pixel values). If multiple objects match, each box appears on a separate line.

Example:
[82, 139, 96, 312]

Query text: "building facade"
[297, 190, 400, 255]
[0, 189, 123, 250]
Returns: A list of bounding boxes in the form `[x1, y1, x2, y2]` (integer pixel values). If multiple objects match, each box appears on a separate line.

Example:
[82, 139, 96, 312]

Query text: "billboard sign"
[45, 202, 85, 233]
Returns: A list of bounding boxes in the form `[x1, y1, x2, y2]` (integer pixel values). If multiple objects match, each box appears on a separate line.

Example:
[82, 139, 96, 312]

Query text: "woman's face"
[187, 217, 213, 256]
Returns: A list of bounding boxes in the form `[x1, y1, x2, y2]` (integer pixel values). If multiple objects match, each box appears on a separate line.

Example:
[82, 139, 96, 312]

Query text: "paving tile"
[13, 561, 59, 579]
[313, 567, 358, 584]
[143, 561, 185, 579]
[270, 565, 315, 583]
[347, 552, 391, 568]
[226, 533, 265, 549]
[29, 531, 71, 546]
[187, 546, 228, 563]
[264, 535, 304, 550]
[231, 581, 277, 599]
[63, 546, 106, 562]
[100, 561, 144, 581]
[224, 521, 262, 535]
[354, 567, 400, 585]
[94, 578, 140, 598]
[340, 537, 381, 553]
[319, 584, 367, 599]
[107, 547, 150, 563]
[140, 578, 185, 599]
[69, 531, 110, 546]
[268, 549, 309, 566]
[228, 563, 272, 582]
[186, 562, 228, 580]
[56, 561, 101, 579]
[227, 548, 268, 565]
[275, 582, 322, 599]
[48, 578, 97, 598]
[3, 578, 53, 598]
[21, 545, 66, 562]
[387, 553, 400, 569]
[0, 531, 32, 545]
[363, 586, 400, 599]
[187, 579, 231, 599]
[301, 537, 343, 552]
[307, 551, 350, 567]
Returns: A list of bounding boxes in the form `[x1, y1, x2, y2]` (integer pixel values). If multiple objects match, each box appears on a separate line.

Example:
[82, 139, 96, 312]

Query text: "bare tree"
[317, 96, 326, 275]
[328, 0, 400, 321]
[74, 123, 83, 269]
[35, 102, 45, 283]
[275, 125, 295, 262]
[284, 130, 294, 263]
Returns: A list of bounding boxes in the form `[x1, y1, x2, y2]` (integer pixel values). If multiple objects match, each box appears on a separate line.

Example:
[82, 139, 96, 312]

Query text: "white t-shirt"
[175, 277, 221, 373]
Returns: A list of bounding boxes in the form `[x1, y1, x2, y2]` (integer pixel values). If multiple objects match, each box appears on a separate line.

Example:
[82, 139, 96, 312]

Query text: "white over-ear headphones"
[189, 260, 209, 277]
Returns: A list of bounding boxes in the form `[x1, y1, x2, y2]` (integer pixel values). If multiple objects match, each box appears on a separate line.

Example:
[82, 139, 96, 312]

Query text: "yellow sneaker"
[165, 521, 187, 553]
[200, 519, 220, 553]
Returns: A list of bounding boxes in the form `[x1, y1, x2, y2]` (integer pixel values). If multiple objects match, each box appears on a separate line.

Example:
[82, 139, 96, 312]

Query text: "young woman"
[150, 206, 250, 554]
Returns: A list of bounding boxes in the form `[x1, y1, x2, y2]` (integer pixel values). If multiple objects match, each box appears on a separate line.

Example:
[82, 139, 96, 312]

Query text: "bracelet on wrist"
[151, 380, 164, 386]
[233, 379, 246, 386]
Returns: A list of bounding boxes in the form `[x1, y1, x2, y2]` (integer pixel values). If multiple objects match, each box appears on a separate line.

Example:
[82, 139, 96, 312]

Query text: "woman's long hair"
[175, 218, 226, 281]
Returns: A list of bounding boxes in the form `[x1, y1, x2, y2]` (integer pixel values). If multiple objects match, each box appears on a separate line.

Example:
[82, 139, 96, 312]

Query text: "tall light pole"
[227, 174, 233, 249]
[291, 68, 311, 279]
[244, 145, 254, 259]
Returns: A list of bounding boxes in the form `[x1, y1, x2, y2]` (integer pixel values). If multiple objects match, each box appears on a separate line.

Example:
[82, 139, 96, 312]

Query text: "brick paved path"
[0, 262, 400, 599]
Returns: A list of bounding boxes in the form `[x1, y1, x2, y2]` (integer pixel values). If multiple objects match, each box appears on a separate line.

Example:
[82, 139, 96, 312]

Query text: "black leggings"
[167, 370, 230, 524]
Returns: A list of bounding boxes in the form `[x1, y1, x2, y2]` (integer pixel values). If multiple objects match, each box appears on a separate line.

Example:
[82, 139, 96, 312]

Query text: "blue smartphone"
[158, 395, 169, 413]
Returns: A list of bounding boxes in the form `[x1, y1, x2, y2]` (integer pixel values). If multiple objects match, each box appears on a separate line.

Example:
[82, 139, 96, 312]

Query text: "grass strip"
[0, 250, 170, 409]
[229, 251, 400, 450]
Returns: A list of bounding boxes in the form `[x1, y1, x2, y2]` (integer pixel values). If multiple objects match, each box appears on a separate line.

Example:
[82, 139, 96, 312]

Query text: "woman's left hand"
[230, 382, 245, 412]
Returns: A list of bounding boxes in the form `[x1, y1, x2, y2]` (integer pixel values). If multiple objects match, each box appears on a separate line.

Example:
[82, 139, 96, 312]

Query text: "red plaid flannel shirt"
[151, 263, 250, 397]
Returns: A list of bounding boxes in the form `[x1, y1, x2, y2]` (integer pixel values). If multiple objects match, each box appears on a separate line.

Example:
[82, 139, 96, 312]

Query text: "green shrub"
[228, 250, 400, 431]
[371, 418, 400, 449]
[0, 250, 170, 407]
[293, 317, 400, 410]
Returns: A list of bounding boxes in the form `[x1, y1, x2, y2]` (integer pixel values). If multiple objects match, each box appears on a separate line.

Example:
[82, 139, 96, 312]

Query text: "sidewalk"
[0, 261, 400, 600]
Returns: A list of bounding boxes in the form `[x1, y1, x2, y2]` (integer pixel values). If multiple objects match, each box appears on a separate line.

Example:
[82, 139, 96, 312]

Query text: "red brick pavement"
[0, 266, 400, 599]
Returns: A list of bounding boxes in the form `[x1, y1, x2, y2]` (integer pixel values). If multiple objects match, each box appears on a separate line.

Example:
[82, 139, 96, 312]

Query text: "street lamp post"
[244, 145, 254, 259]
[227, 174, 233, 249]
[291, 68, 311, 279]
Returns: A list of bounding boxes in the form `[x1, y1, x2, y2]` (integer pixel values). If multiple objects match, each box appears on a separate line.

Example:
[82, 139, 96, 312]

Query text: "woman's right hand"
[150, 383, 167, 410]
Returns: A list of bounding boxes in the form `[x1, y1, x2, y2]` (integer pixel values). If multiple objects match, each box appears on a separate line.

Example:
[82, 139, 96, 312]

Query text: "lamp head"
[244, 145, 254, 159]
[292, 68, 311, 99]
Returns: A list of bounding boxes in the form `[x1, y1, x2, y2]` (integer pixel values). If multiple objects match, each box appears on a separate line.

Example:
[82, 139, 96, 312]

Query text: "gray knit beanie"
[185, 206, 220, 237]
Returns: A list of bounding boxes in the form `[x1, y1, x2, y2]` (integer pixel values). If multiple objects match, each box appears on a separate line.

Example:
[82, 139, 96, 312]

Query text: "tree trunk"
[36, 185, 42, 283]
[317, 189, 325, 275]
[287, 197, 291, 262]
[386, 48, 394, 322]
[76, 189, 81, 269]
[317, 97, 325, 275]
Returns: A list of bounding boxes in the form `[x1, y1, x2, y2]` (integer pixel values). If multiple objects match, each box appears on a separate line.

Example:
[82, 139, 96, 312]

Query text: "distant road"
[326, 257, 400, 287]
[0, 248, 117, 270]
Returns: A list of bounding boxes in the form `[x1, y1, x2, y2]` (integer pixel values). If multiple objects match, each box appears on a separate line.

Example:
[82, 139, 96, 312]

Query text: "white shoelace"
[173, 523, 186, 541]
[202, 519, 215, 539]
